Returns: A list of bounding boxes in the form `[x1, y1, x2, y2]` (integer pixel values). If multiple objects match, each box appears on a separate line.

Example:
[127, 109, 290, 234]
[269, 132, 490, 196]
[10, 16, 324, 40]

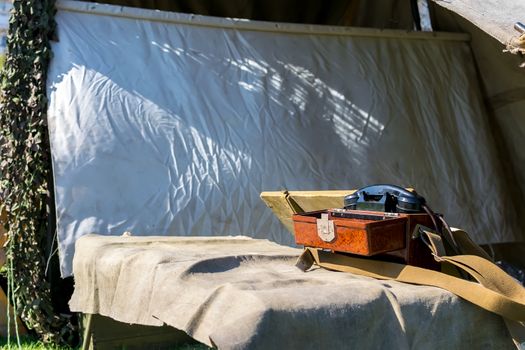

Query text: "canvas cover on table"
[69, 234, 514, 349]
[47, 0, 519, 277]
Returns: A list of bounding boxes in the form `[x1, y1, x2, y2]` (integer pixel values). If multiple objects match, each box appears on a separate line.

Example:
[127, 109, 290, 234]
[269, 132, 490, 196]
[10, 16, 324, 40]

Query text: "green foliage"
[0, 0, 76, 346]
[0, 336, 77, 349]
[0, 336, 209, 350]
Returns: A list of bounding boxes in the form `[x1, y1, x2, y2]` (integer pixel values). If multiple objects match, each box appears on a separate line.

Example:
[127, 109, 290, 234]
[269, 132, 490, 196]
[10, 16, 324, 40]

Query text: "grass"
[0, 336, 75, 349]
[0, 336, 211, 349]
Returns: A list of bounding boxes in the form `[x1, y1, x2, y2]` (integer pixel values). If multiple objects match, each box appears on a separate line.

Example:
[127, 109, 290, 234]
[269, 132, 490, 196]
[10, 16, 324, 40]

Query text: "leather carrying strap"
[296, 226, 525, 348]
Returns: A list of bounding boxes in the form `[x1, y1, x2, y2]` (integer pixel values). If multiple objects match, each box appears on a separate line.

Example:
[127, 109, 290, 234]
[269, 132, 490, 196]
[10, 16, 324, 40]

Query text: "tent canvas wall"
[47, 0, 523, 277]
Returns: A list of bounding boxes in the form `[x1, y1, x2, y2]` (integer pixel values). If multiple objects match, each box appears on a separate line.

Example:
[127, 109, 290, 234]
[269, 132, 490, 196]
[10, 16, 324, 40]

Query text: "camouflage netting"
[0, 0, 76, 344]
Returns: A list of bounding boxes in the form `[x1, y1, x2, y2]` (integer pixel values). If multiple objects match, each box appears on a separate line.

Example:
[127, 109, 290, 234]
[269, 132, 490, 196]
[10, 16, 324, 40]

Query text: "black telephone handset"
[344, 184, 426, 213]
[343, 184, 463, 258]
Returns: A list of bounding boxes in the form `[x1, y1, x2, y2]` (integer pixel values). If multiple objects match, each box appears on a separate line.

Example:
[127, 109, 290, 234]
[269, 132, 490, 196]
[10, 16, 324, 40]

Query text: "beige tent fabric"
[70, 234, 514, 349]
[430, 4, 525, 227]
[431, 0, 525, 53]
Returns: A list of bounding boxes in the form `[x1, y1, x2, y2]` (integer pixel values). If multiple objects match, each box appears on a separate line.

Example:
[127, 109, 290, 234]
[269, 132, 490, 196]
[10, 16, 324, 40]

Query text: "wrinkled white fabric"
[69, 234, 514, 349]
[47, 1, 519, 277]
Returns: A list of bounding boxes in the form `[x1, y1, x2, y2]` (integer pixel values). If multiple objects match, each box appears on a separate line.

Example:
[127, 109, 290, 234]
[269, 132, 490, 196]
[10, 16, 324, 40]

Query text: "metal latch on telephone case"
[316, 213, 335, 242]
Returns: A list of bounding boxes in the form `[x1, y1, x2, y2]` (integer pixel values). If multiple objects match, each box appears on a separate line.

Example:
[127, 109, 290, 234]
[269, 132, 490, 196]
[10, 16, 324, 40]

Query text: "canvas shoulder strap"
[296, 227, 525, 348]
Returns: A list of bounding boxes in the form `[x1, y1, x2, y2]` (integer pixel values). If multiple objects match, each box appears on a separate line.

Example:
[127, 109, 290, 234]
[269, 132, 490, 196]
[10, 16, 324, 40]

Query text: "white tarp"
[48, 0, 520, 277]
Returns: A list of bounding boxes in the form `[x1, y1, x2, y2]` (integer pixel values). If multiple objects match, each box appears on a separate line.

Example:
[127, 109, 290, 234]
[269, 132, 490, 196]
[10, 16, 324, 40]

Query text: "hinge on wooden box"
[317, 213, 335, 242]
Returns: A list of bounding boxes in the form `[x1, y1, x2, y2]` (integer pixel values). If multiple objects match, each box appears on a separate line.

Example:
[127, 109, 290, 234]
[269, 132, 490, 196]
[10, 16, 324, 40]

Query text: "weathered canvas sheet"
[69, 234, 514, 349]
[48, 0, 519, 276]
[431, 0, 525, 53]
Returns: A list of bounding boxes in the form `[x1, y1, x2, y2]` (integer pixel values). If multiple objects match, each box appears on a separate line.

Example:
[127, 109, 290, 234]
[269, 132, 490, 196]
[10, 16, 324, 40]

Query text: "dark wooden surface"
[82, 314, 204, 350]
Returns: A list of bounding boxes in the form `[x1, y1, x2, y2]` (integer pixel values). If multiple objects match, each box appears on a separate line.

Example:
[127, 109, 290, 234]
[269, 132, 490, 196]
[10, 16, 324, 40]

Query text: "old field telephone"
[292, 184, 460, 269]
[291, 186, 525, 336]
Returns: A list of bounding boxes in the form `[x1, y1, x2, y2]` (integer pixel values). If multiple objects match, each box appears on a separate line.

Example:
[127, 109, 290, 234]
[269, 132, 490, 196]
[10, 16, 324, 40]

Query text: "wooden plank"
[82, 314, 202, 350]
[0, 208, 6, 267]
[260, 190, 355, 233]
